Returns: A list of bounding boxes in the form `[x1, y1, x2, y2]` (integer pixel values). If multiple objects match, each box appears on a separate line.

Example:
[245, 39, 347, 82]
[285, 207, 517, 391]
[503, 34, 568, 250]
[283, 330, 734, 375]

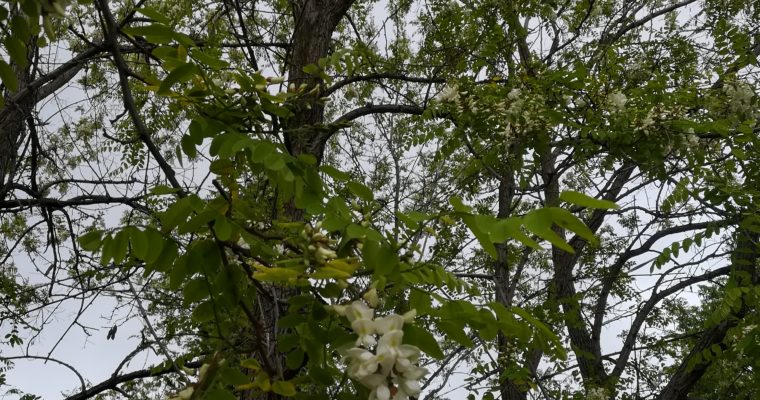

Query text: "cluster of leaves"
[1, 1, 760, 400]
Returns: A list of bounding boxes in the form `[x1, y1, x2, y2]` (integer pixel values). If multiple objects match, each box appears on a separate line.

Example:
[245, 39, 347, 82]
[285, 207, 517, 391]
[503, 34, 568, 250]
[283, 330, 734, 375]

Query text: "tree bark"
[245, 2, 354, 399]
[0, 9, 35, 199]
[284, 0, 354, 163]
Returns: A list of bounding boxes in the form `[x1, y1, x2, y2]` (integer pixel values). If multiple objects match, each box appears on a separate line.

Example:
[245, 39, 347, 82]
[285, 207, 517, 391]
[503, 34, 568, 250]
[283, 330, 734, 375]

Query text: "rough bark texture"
[246, 2, 354, 399]
[0, 29, 34, 199]
[494, 171, 527, 400]
[284, 0, 354, 162]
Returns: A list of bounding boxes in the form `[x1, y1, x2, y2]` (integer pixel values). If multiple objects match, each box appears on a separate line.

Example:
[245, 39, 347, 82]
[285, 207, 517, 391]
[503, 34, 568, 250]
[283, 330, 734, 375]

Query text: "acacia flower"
[437, 85, 459, 103]
[337, 300, 428, 400]
[607, 91, 627, 111]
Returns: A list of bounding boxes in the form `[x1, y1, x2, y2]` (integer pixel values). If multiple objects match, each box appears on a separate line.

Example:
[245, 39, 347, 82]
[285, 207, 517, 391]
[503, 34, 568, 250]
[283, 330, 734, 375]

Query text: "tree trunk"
[0, 11, 35, 199]
[245, 2, 354, 399]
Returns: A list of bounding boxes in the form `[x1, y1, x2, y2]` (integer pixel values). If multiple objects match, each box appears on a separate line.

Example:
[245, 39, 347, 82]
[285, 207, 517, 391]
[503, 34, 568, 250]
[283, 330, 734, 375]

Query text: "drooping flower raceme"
[607, 91, 627, 112]
[334, 300, 427, 400]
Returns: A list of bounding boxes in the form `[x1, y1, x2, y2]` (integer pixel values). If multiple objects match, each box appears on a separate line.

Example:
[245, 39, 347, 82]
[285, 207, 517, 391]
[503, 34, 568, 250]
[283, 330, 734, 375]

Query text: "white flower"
[401, 309, 416, 323]
[315, 246, 337, 262]
[607, 91, 627, 111]
[401, 365, 428, 380]
[374, 314, 404, 334]
[507, 88, 521, 100]
[396, 377, 422, 398]
[346, 348, 379, 378]
[340, 301, 427, 400]
[724, 81, 756, 115]
[352, 318, 377, 347]
[685, 134, 699, 149]
[641, 114, 654, 129]
[373, 384, 391, 400]
[345, 300, 374, 322]
[437, 84, 459, 103]
[363, 288, 379, 308]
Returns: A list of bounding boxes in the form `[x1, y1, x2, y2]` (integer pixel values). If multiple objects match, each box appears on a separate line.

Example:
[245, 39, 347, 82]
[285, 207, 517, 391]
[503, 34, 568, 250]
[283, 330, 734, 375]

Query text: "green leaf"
[546, 207, 598, 245]
[461, 214, 497, 258]
[4, 37, 27, 68]
[158, 62, 197, 95]
[218, 367, 250, 386]
[263, 153, 286, 171]
[210, 159, 235, 175]
[523, 209, 574, 253]
[160, 197, 195, 232]
[285, 349, 305, 370]
[560, 190, 618, 209]
[11, 15, 31, 40]
[168, 255, 189, 290]
[130, 228, 149, 260]
[136, 7, 170, 24]
[214, 216, 233, 241]
[180, 135, 197, 158]
[241, 358, 261, 370]
[271, 381, 297, 397]
[449, 196, 471, 213]
[122, 24, 178, 44]
[111, 229, 130, 263]
[253, 267, 300, 283]
[0, 60, 19, 91]
[150, 185, 182, 195]
[78, 230, 102, 251]
[205, 389, 237, 400]
[362, 240, 398, 276]
[403, 324, 444, 359]
[347, 181, 374, 201]
[191, 49, 229, 69]
[438, 320, 473, 347]
[100, 234, 113, 265]
[152, 240, 178, 272]
[183, 277, 209, 304]
[321, 165, 351, 181]
[191, 300, 215, 323]
[20, 0, 40, 17]
[409, 288, 432, 314]
[142, 228, 165, 264]
[302, 64, 321, 75]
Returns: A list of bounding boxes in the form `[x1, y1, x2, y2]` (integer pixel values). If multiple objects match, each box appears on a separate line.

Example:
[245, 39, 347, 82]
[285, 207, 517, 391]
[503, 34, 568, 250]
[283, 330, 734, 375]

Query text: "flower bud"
[402, 309, 417, 323]
[363, 288, 379, 307]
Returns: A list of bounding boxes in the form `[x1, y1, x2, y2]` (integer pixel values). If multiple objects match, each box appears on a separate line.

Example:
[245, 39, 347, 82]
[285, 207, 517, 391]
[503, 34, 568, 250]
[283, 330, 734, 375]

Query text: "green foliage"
[3, 1, 760, 400]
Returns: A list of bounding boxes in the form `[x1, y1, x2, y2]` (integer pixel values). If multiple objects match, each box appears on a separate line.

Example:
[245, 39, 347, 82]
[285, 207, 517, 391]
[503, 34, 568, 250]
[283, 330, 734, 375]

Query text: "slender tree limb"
[323, 73, 445, 97]
[96, 0, 184, 194]
[611, 265, 732, 379]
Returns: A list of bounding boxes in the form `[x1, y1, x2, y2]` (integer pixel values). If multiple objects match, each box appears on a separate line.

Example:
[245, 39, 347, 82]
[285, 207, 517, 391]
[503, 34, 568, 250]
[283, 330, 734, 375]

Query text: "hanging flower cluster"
[334, 300, 427, 400]
[606, 91, 627, 112]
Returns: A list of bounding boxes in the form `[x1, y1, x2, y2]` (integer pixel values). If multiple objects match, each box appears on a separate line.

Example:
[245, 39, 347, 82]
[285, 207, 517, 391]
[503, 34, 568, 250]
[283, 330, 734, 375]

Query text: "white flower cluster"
[334, 301, 427, 400]
[493, 87, 546, 142]
[606, 91, 627, 112]
[724, 81, 756, 117]
[303, 222, 338, 264]
[684, 130, 700, 150]
[436, 84, 460, 103]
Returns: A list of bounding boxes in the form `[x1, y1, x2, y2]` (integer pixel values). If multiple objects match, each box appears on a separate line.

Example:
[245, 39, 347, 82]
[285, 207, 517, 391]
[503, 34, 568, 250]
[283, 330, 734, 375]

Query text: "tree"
[1, 1, 759, 400]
